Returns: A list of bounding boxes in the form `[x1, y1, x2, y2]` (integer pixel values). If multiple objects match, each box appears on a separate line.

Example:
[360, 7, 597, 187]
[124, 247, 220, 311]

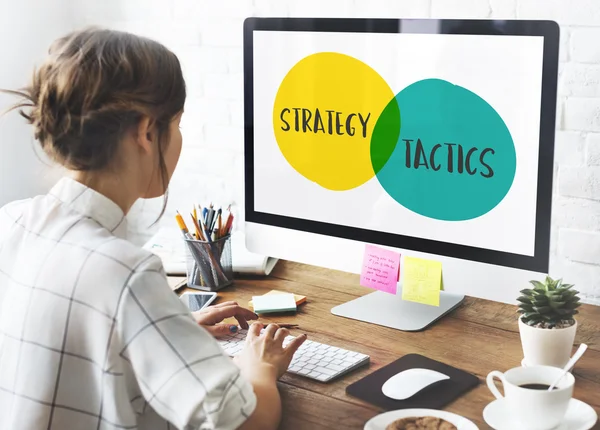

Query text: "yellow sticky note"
[402, 256, 442, 306]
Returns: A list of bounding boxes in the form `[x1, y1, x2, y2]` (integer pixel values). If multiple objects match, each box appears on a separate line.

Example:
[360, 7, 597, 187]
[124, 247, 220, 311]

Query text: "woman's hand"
[192, 301, 258, 337]
[233, 322, 307, 380]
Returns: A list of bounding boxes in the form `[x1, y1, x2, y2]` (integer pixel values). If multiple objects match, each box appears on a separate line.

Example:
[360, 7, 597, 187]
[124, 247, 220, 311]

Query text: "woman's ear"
[135, 116, 156, 154]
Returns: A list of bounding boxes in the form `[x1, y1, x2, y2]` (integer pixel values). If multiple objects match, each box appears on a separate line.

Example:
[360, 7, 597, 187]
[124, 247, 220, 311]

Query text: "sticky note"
[360, 244, 401, 294]
[402, 256, 442, 306]
[249, 290, 306, 309]
[252, 293, 297, 314]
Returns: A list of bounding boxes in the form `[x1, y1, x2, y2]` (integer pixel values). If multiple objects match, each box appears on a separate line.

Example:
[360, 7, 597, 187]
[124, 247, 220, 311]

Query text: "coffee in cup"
[486, 365, 574, 430]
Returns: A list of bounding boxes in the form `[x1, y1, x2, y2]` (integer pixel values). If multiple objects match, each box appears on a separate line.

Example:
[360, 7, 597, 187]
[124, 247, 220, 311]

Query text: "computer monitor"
[243, 18, 559, 331]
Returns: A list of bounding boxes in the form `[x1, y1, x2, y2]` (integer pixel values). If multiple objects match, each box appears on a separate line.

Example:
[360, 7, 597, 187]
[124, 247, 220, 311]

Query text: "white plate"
[364, 409, 479, 430]
[483, 398, 598, 430]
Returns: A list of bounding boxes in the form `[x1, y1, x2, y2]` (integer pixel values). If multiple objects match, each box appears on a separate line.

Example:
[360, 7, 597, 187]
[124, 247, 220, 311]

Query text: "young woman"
[0, 28, 305, 430]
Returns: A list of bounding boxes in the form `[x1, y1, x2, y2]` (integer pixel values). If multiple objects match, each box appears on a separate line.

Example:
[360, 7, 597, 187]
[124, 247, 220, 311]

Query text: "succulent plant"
[517, 276, 581, 328]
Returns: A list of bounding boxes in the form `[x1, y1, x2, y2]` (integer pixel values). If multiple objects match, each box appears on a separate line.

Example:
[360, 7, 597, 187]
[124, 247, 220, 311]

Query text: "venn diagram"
[272, 52, 517, 221]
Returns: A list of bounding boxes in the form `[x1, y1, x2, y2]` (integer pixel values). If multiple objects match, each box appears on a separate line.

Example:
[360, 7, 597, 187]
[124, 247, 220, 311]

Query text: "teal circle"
[371, 79, 516, 221]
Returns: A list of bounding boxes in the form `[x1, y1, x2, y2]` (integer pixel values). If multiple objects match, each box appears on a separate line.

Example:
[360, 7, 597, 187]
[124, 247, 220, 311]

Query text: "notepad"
[252, 293, 297, 314]
[402, 256, 442, 306]
[248, 290, 306, 309]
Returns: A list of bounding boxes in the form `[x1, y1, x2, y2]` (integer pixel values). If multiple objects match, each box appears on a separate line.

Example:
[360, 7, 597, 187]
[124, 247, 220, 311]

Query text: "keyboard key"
[308, 371, 322, 379]
[332, 359, 343, 365]
[326, 364, 345, 372]
[299, 369, 312, 376]
[315, 373, 329, 382]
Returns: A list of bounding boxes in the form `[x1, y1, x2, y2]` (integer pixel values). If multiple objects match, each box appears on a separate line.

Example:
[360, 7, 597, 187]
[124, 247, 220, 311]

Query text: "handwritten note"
[360, 245, 400, 294]
[402, 256, 442, 306]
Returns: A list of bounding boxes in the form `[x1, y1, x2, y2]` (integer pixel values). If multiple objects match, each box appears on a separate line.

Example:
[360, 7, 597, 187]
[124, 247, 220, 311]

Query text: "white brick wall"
[72, 0, 600, 304]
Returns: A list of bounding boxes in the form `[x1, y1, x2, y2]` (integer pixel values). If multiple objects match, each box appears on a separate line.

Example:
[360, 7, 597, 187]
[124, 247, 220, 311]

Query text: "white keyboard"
[218, 329, 370, 382]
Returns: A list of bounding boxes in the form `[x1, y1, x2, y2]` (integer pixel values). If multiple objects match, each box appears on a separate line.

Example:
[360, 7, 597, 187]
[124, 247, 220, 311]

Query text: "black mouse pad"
[346, 354, 479, 410]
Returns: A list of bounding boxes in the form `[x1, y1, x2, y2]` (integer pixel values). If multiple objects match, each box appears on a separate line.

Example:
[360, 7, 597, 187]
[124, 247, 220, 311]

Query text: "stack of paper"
[248, 290, 306, 309]
[143, 227, 278, 276]
[251, 293, 297, 314]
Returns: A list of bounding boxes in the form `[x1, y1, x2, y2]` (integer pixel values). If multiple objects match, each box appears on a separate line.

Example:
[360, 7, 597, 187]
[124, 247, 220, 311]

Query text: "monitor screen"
[245, 19, 558, 272]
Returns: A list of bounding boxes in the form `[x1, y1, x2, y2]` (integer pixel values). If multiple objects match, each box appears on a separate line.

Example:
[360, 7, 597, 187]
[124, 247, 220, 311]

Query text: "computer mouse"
[382, 368, 450, 400]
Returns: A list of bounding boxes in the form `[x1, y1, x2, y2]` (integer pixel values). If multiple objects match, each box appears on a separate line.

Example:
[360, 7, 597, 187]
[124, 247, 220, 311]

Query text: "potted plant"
[517, 276, 581, 368]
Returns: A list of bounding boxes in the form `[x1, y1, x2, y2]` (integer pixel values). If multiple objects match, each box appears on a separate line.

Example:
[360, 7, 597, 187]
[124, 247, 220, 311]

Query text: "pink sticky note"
[360, 244, 400, 294]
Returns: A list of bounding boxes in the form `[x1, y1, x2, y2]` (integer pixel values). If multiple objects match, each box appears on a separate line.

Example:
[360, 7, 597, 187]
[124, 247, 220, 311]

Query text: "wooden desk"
[169, 261, 600, 429]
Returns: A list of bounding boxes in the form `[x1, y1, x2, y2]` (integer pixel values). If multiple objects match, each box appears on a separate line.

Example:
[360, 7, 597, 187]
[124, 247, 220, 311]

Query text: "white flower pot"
[518, 317, 577, 368]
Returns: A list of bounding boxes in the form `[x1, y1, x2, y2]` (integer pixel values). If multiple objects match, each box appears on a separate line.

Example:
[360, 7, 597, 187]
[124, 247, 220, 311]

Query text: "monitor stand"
[331, 287, 465, 332]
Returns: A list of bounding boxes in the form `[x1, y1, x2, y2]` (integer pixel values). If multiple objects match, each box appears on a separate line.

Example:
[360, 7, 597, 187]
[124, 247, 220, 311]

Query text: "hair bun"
[2, 27, 186, 172]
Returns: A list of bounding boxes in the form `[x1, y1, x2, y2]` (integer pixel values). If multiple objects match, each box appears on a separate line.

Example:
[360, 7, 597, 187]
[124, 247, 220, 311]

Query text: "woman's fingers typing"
[274, 328, 289, 344]
[263, 323, 280, 340]
[284, 333, 307, 357]
[247, 321, 263, 339]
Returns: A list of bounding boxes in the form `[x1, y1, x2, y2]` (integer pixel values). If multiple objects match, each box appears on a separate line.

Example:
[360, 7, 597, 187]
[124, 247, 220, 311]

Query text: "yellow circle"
[273, 52, 395, 191]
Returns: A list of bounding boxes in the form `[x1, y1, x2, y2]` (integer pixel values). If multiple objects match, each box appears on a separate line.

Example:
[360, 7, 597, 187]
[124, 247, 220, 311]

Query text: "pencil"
[175, 211, 192, 239]
[221, 212, 230, 237]
[190, 212, 205, 241]
[225, 212, 234, 235]
[216, 210, 222, 238]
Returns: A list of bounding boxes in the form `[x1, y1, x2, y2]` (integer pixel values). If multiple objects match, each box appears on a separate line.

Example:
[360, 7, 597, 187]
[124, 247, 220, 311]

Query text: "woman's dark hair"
[3, 27, 186, 218]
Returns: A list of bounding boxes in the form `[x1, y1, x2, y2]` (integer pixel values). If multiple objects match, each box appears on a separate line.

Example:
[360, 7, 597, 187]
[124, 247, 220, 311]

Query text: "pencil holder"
[184, 235, 233, 292]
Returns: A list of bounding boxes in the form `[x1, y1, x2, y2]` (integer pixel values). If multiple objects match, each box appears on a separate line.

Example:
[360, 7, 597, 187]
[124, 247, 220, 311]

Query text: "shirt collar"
[49, 177, 127, 239]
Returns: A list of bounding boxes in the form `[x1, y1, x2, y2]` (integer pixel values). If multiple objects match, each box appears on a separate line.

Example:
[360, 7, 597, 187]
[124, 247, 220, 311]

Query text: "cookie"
[385, 416, 457, 430]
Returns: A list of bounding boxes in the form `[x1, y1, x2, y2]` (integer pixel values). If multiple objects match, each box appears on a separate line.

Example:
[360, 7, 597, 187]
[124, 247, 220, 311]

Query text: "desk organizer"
[184, 235, 233, 291]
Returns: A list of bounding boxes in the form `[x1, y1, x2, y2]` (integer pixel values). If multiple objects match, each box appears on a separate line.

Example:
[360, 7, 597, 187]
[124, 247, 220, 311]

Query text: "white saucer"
[483, 398, 598, 430]
[364, 408, 478, 430]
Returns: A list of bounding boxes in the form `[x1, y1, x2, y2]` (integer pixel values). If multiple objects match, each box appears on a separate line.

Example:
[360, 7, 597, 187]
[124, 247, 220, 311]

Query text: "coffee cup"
[486, 365, 574, 430]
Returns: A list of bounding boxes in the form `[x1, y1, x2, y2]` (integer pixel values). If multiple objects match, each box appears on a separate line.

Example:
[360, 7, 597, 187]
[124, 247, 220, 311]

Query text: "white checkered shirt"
[0, 177, 256, 430]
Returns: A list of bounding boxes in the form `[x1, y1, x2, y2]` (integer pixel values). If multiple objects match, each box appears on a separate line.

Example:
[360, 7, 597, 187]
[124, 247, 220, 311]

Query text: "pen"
[206, 207, 215, 233]
[259, 323, 299, 329]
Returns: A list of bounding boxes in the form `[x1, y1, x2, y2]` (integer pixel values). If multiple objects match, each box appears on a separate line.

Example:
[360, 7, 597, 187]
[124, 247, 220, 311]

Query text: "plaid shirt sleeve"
[115, 256, 257, 430]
